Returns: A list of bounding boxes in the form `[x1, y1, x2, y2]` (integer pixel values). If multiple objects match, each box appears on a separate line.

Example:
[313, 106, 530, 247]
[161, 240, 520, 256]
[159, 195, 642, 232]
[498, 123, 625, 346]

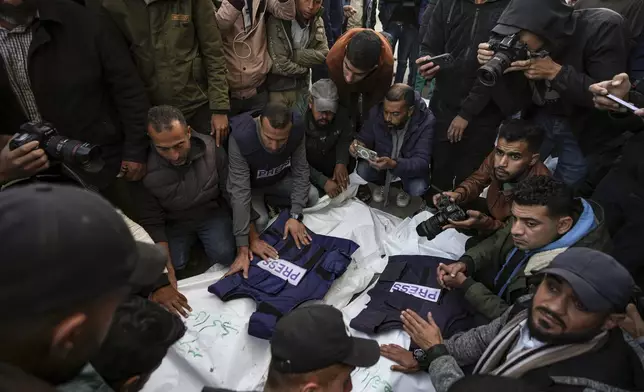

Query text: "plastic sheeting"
[142, 173, 468, 392]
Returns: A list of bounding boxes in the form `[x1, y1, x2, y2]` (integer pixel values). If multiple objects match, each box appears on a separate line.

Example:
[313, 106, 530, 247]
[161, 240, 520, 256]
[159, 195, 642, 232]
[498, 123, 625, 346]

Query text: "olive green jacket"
[98, 0, 229, 116]
[459, 199, 611, 321]
[266, 11, 328, 92]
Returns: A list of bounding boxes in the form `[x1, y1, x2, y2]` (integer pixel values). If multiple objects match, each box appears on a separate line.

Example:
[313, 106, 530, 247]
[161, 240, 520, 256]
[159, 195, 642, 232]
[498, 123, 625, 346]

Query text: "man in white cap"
[304, 79, 354, 198]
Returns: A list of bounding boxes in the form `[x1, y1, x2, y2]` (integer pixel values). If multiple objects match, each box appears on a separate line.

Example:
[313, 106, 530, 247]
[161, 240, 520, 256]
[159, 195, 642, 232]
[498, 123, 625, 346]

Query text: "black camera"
[9, 122, 104, 173]
[477, 33, 529, 87]
[416, 194, 468, 241]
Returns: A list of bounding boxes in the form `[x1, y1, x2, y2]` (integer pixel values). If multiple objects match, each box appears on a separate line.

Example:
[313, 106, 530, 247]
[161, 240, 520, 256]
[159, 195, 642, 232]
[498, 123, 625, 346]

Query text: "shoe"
[372, 186, 385, 203]
[396, 190, 411, 207]
[357, 184, 372, 203]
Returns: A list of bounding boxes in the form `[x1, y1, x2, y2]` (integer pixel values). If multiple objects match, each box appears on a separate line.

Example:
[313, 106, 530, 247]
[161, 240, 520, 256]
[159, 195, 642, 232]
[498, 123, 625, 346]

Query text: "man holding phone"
[416, 0, 514, 198]
[350, 84, 435, 207]
[589, 73, 644, 287]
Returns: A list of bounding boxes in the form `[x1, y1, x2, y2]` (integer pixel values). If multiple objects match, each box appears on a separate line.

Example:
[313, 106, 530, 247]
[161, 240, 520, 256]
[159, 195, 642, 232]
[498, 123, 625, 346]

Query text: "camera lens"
[477, 52, 512, 87]
[44, 136, 105, 173]
[416, 213, 447, 241]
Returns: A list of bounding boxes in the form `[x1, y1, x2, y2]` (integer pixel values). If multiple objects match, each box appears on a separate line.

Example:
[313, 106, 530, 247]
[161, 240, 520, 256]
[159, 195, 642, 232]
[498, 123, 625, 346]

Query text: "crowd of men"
[2, 0, 644, 390]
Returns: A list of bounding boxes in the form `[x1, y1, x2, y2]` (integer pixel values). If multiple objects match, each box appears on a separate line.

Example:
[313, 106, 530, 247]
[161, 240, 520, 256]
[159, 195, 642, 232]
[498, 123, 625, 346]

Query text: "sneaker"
[372, 186, 385, 203]
[396, 190, 411, 208]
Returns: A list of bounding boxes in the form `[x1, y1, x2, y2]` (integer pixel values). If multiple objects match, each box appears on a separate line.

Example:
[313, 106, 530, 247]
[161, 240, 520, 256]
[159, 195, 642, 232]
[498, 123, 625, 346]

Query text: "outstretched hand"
[401, 310, 444, 351]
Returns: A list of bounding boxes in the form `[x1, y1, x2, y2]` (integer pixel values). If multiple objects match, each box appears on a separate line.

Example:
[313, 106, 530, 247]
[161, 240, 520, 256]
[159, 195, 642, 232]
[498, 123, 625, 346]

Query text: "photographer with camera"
[437, 176, 610, 321]
[476, 0, 628, 188]
[428, 120, 550, 244]
[415, 0, 514, 197]
[0, 0, 149, 200]
[350, 83, 435, 207]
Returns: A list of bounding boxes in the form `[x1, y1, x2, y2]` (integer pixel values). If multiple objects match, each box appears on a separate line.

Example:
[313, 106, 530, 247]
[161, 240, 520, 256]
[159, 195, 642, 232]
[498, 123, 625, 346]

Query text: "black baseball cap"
[270, 305, 380, 373]
[0, 184, 166, 317]
[538, 248, 635, 313]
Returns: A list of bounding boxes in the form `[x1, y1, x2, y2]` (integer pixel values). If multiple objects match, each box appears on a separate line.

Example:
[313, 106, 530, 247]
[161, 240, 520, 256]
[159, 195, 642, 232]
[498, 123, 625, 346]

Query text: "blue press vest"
[229, 112, 305, 189]
[350, 256, 477, 339]
[208, 211, 359, 339]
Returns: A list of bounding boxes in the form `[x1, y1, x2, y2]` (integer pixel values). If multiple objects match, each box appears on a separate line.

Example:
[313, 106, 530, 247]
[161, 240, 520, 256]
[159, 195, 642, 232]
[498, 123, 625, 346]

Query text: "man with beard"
[0, 184, 166, 391]
[304, 79, 354, 198]
[379, 248, 644, 392]
[0, 0, 149, 199]
[350, 83, 435, 207]
[437, 175, 610, 320]
[432, 120, 550, 241]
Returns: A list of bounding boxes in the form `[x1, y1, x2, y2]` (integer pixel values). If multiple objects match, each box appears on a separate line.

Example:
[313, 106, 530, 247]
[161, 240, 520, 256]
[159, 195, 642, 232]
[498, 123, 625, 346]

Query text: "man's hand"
[370, 156, 396, 171]
[589, 73, 633, 112]
[437, 261, 467, 288]
[447, 115, 468, 143]
[250, 236, 279, 261]
[477, 43, 494, 65]
[432, 191, 461, 207]
[211, 113, 229, 147]
[620, 303, 644, 339]
[416, 56, 440, 80]
[225, 246, 252, 279]
[519, 56, 562, 81]
[117, 161, 146, 181]
[150, 285, 192, 318]
[0, 140, 49, 182]
[284, 218, 312, 249]
[401, 310, 443, 351]
[349, 139, 365, 157]
[442, 271, 467, 289]
[380, 344, 420, 373]
[442, 210, 486, 230]
[167, 263, 178, 289]
[324, 179, 342, 198]
[333, 163, 349, 190]
[343, 5, 357, 18]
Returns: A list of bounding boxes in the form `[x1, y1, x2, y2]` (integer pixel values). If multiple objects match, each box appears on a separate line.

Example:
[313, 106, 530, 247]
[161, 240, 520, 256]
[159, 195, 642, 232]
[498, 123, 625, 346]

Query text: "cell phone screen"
[607, 94, 641, 112]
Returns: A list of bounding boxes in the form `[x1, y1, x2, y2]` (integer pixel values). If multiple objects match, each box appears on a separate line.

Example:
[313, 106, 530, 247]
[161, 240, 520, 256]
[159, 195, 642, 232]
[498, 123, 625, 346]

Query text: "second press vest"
[350, 255, 478, 339]
[229, 111, 305, 189]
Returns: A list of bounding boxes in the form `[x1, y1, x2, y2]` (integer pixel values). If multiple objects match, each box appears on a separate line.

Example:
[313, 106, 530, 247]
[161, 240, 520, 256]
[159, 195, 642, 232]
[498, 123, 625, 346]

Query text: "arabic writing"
[176, 311, 241, 361]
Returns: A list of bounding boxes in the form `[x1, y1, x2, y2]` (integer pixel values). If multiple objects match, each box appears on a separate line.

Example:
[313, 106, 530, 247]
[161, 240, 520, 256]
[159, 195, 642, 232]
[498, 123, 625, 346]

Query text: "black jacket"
[0, 0, 150, 189]
[496, 0, 628, 136]
[420, 0, 520, 132]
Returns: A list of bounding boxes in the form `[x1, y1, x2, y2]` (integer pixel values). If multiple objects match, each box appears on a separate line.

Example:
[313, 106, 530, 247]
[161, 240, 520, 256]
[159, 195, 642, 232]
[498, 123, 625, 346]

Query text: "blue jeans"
[357, 160, 429, 196]
[385, 22, 419, 86]
[166, 209, 236, 270]
[533, 110, 587, 187]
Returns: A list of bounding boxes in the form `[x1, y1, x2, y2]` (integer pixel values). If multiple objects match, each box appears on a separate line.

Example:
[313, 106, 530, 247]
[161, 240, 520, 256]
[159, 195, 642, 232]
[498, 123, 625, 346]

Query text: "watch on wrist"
[290, 212, 303, 222]
[413, 348, 431, 370]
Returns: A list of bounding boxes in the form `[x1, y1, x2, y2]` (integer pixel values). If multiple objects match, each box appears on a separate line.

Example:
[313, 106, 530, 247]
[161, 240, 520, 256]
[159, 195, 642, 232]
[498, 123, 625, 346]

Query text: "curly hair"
[512, 175, 575, 217]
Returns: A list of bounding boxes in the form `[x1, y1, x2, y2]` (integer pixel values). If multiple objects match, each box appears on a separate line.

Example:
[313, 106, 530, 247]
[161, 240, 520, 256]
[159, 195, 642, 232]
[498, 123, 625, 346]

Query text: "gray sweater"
[227, 127, 309, 247]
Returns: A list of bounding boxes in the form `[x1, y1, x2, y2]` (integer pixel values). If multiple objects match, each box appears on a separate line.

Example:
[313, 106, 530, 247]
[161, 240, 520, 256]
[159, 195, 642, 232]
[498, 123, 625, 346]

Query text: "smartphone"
[355, 144, 378, 161]
[606, 94, 641, 112]
[418, 53, 454, 68]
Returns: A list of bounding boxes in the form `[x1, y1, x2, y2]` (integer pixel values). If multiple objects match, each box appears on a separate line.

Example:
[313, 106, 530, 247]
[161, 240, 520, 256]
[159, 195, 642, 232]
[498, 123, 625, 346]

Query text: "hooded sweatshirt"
[495, 0, 628, 134]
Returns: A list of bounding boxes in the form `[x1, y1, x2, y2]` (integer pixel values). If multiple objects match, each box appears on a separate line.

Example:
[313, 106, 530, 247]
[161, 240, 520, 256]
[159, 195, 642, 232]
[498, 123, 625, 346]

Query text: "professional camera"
[477, 33, 529, 87]
[9, 122, 104, 173]
[416, 194, 468, 241]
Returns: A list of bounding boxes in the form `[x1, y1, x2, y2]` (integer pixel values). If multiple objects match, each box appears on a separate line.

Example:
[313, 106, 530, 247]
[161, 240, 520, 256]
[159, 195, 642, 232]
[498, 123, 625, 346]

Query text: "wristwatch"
[290, 212, 303, 222]
[413, 348, 431, 371]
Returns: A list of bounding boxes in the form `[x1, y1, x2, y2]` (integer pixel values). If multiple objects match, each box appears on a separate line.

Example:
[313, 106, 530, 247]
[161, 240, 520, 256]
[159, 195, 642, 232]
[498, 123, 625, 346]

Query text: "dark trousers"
[166, 208, 236, 270]
[229, 90, 268, 117]
[186, 103, 213, 135]
[385, 21, 419, 86]
[430, 120, 499, 196]
[592, 168, 644, 284]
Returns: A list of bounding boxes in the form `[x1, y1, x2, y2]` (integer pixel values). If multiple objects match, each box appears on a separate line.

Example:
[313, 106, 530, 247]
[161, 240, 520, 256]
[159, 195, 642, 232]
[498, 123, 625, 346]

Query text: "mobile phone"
[606, 94, 641, 112]
[418, 53, 454, 68]
[354, 144, 378, 161]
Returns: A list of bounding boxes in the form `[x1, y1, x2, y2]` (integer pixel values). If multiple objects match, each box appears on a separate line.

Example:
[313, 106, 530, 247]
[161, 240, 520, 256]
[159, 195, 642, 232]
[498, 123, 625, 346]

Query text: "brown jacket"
[214, 0, 296, 99]
[454, 152, 552, 232]
[326, 28, 394, 113]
